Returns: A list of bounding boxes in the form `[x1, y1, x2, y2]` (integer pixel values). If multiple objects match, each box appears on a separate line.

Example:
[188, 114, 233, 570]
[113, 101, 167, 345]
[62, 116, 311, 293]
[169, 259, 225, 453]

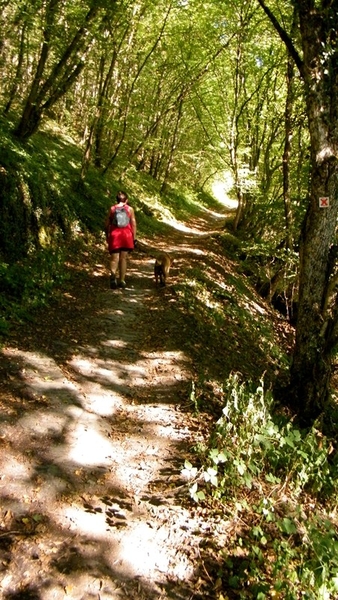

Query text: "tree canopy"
[1, 0, 338, 421]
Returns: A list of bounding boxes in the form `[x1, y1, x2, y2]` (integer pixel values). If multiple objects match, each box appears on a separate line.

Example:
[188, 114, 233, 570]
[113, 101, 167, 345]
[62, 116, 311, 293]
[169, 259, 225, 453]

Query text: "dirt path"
[0, 208, 234, 599]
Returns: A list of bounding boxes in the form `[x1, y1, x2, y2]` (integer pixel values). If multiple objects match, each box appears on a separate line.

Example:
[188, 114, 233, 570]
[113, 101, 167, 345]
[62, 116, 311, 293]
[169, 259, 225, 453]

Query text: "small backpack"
[111, 205, 130, 228]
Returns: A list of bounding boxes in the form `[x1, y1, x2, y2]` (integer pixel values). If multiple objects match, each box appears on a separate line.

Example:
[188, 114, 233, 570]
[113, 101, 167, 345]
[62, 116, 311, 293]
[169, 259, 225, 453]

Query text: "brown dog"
[154, 253, 171, 286]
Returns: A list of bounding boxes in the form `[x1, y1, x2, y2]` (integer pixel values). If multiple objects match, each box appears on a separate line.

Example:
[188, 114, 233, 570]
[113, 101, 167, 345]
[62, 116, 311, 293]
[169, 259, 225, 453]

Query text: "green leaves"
[209, 448, 227, 464]
[204, 466, 218, 487]
[182, 373, 338, 597]
[277, 517, 297, 535]
[181, 459, 197, 477]
[189, 482, 205, 503]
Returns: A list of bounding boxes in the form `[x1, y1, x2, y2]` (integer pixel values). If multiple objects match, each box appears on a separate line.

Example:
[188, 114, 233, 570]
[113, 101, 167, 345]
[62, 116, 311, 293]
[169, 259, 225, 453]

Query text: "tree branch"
[256, 0, 304, 78]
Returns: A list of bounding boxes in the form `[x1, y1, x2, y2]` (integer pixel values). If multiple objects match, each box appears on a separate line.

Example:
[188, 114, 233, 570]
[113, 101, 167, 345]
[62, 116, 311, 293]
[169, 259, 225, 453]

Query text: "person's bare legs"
[109, 253, 119, 275]
[119, 251, 128, 284]
[109, 253, 119, 288]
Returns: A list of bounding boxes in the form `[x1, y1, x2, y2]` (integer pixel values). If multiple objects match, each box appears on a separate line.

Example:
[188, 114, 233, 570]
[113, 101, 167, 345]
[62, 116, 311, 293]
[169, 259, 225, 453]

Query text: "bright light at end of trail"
[211, 173, 237, 209]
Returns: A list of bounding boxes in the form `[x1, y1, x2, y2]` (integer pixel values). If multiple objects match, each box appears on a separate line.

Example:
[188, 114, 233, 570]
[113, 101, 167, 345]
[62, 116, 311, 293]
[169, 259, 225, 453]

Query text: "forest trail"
[0, 205, 238, 600]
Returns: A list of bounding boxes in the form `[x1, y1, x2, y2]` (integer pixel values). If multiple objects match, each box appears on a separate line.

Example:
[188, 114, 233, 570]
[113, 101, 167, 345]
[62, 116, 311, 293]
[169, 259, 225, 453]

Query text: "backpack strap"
[109, 205, 117, 223]
[120, 204, 131, 216]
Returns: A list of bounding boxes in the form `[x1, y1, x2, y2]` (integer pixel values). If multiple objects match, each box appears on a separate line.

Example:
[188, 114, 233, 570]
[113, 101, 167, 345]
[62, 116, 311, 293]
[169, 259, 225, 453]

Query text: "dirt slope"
[0, 207, 291, 599]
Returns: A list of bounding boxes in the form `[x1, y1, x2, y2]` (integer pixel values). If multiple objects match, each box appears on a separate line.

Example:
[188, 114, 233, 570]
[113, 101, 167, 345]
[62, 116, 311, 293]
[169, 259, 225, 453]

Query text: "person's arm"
[105, 207, 112, 239]
[130, 207, 137, 239]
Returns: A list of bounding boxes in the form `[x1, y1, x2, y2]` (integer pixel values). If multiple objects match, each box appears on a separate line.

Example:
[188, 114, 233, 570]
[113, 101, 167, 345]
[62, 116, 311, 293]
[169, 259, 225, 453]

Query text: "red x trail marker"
[319, 197, 330, 208]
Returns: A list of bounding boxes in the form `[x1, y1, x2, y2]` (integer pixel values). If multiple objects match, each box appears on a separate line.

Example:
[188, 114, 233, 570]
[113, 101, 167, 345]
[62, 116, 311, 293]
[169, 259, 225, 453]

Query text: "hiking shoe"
[110, 274, 118, 289]
[119, 280, 126, 289]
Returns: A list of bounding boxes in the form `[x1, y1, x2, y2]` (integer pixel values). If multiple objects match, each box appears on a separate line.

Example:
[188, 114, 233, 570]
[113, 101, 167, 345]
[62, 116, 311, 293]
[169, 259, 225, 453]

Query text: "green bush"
[0, 247, 67, 331]
[183, 375, 338, 598]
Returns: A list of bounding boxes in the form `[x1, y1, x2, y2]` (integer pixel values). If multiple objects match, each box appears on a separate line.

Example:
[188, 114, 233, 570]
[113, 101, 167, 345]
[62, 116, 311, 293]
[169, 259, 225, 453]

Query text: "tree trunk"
[257, 0, 338, 422]
[288, 3, 338, 421]
[102, 2, 173, 174]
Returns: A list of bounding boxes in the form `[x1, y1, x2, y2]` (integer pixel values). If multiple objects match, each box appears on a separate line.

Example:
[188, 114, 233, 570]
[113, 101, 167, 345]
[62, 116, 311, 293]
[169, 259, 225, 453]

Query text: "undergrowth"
[183, 375, 338, 599]
[0, 246, 68, 332]
[173, 257, 288, 385]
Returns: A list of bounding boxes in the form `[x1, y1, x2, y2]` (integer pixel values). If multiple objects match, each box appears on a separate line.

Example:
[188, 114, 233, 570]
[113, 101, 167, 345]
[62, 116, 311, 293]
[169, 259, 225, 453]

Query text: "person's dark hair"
[116, 190, 128, 203]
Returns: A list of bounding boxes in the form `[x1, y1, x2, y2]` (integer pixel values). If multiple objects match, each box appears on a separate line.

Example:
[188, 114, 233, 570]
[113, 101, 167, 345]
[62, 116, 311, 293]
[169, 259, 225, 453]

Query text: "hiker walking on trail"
[105, 190, 137, 289]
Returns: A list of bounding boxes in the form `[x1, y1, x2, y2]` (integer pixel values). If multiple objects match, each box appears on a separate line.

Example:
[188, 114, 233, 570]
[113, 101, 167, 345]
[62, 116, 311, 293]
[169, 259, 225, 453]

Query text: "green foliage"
[183, 375, 338, 598]
[223, 235, 300, 312]
[210, 376, 334, 497]
[162, 187, 208, 220]
[172, 248, 288, 390]
[239, 239, 299, 274]
[0, 117, 112, 328]
[0, 118, 108, 259]
[213, 231, 243, 260]
[0, 247, 67, 330]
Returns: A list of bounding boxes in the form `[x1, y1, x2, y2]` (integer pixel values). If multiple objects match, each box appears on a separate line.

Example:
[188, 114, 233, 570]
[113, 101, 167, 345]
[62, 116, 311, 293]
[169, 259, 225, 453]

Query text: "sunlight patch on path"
[211, 176, 238, 209]
[115, 519, 195, 580]
[64, 406, 116, 467]
[3, 347, 123, 416]
[161, 217, 207, 234]
[159, 243, 206, 256]
[3, 347, 79, 397]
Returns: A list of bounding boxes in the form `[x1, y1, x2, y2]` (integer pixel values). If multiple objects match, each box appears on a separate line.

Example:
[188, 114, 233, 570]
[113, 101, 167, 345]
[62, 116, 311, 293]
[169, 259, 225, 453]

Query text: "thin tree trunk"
[14, 0, 60, 138]
[3, 21, 27, 114]
[160, 98, 183, 193]
[81, 54, 106, 178]
[282, 52, 295, 250]
[14, 4, 100, 140]
[102, 1, 173, 174]
[94, 54, 116, 168]
[92, 21, 131, 169]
